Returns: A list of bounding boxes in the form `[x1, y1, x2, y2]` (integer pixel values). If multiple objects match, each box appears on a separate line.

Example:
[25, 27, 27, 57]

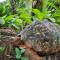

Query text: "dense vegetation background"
[0, 0, 60, 32]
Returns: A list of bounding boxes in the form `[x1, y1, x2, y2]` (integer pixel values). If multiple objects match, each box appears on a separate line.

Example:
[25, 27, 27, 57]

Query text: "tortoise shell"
[20, 20, 60, 54]
[0, 28, 17, 40]
[0, 28, 16, 36]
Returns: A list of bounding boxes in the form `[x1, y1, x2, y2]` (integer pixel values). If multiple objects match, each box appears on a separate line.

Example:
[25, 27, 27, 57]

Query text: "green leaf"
[15, 48, 25, 59]
[14, 19, 22, 26]
[32, 9, 45, 20]
[5, 15, 15, 23]
[21, 57, 29, 60]
[56, 18, 60, 24]
[20, 13, 31, 20]
[20, 13, 32, 24]
[49, 18, 56, 22]
[0, 18, 5, 24]
[20, 47, 25, 54]
[12, 23, 19, 29]
[0, 47, 5, 55]
[15, 48, 21, 59]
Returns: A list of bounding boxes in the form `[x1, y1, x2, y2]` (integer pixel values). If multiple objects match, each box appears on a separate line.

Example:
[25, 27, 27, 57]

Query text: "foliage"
[0, 47, 5, 55]
[32, 0, 60, 24]
[32, 9, 50, 20]
[0, 0, 60, 30]
[15, 47, 29, 60]
[0, 0, 32, 32]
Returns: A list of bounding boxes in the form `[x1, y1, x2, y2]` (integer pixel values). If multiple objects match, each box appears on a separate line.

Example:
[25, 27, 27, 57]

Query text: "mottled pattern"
[0, 28, 16, 36]
[0, 28, 16, 40]
[20, 20, 60, 52]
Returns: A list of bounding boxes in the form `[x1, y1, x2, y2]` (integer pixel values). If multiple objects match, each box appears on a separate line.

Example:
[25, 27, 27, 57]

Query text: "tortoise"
[0, 28, 16, 36]
[20, 20, 60, 55]
[0, 28, 17, 40]
[0, 28, 17, 60]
